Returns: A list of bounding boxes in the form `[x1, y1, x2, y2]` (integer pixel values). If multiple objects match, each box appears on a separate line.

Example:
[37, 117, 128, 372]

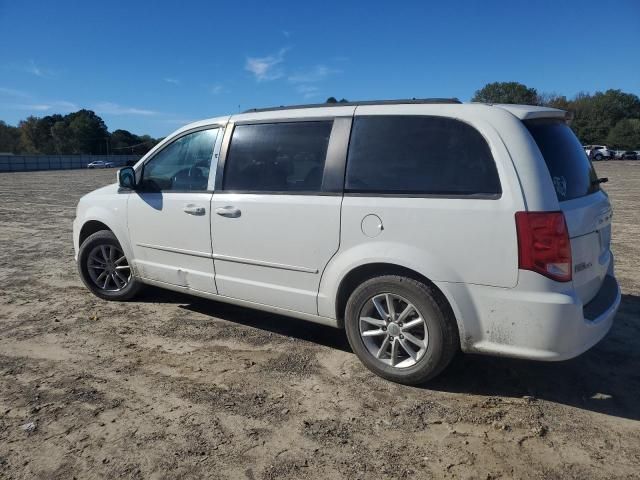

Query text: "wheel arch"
[79, 220, 112, 246]
[333, 263, 460, 339]
[76, 208, 134, 268]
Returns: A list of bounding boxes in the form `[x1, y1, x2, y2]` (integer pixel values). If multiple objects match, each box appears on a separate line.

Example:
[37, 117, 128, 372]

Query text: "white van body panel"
[73, 184, 133, 263]
[211, 193, 342, 314]
[127, 191, 217, 293]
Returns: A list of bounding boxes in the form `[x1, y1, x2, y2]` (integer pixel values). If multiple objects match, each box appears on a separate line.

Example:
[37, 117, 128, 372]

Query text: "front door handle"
[215, 206, 241, 218]
[183, 204, 206, 216]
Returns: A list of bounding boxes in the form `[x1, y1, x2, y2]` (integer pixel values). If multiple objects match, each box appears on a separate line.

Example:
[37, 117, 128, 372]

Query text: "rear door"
[210, 117, 350, 314]
[525, 120, 612, 304]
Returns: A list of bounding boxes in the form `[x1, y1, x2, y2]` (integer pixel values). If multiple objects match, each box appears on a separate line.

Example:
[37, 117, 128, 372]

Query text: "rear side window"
[345, 116, 501, 196]
[224, 121, 332, 192]
[525, 120, 599, 201]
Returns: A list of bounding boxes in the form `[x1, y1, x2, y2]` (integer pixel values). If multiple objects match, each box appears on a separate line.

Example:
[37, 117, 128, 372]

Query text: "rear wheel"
[344, 275, 458, 385]
[77, 230, 142, 300]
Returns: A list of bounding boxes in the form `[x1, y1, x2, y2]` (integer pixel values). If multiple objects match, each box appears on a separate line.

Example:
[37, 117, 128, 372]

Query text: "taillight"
[515, 211, 572, 282]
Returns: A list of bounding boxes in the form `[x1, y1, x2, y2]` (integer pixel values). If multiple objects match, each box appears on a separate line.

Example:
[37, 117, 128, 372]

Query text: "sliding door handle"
[215, 206, 241, 218]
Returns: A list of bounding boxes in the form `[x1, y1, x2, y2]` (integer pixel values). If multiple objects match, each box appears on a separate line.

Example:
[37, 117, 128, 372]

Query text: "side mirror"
[118, 166, 137, 189]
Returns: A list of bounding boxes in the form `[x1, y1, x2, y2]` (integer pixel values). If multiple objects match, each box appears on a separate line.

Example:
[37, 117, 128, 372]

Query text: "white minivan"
[73, 99, 620, 384]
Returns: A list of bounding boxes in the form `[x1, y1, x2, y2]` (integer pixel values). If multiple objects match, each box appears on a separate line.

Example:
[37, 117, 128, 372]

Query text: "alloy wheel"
[86, 244, 131, 291]
[358, 293, 429, 368]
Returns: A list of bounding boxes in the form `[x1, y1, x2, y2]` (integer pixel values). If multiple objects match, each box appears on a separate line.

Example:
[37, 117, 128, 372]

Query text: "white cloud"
[296, 85, 320, 99]
[25, 60, 55, 78]
[0, 86, 32, 98]
[52, 100, 78, 110]
[245, 48, 288, 81]
[282, 30, 291, 38]
[15, 104, 52, 111]
[93, 102, 158, 116]
[164, 77, 180, 85]
[209, 84, 224, 95]
[9, 100, 77, 112]
[288, 65, 338, 84]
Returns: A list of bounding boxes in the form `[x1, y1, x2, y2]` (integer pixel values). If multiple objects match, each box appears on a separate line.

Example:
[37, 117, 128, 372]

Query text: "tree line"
[1, 83, 639, 155]
[471, 82, 640, 149]
[0, 109, 161, 155]
[328, 84, 640, 149]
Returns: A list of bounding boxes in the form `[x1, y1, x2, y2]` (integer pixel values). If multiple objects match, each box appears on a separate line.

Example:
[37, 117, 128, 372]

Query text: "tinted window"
[224, 121, 332, 192]
[525, 120, 599, 201]
[345, 116, 501, 195]
[141, 129, 218, 191]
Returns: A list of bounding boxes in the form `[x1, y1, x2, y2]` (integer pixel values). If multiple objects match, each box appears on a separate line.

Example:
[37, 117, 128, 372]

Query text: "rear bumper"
[442, 270, 621, 361]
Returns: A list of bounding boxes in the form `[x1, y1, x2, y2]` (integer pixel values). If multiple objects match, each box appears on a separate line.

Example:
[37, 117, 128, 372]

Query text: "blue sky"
[1, 0, 639, 137]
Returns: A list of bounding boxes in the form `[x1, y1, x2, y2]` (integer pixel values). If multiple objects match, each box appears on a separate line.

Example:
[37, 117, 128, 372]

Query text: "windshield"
[525, 120, 600, 201]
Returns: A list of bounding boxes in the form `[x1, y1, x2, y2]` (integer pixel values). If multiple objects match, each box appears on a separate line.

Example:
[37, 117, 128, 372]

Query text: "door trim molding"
[212, 253, 318, 274]
[137, 242, 213, 259]
[136, 242, 318, 274]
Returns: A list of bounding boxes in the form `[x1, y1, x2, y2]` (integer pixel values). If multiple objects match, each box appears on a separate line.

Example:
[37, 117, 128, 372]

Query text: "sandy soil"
[0, 162, 639, 479]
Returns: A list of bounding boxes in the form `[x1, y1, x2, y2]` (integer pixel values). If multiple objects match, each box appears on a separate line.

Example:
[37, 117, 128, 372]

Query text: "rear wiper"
[592, 177, 608, 185]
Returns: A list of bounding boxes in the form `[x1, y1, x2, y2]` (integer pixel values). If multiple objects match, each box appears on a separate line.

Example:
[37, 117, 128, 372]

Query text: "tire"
[594, 154, 603, 161]
[344, 275, 459, 385]
[77, 230, 142, 301]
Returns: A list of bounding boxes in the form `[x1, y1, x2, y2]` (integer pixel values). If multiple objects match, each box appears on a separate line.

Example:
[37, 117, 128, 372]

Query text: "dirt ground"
[0, 162, 639, 480]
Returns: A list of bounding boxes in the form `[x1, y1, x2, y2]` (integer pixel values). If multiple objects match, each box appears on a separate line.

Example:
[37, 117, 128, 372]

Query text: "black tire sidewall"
[77, 231, 139, 301]
[345, 276, 453, 385]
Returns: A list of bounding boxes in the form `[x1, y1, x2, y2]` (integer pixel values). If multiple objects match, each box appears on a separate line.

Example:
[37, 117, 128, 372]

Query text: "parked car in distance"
[87, 160, 115, 169]
[585, 145, 614, 160]
[73, 99, 620, 385]
[621, 150, 638, 160]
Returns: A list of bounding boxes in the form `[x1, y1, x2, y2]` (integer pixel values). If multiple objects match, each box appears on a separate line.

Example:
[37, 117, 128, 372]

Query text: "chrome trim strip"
[136, 243, 318, 274]
[137, 243, 213, 259]
[212, 254, 318, 274]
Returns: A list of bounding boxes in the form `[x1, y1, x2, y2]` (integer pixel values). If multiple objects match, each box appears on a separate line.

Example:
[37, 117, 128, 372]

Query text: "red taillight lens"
[515, 211, 572, 282]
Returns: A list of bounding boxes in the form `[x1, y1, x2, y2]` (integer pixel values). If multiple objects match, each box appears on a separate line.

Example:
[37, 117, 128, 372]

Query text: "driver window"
[141, 128, 218, 191]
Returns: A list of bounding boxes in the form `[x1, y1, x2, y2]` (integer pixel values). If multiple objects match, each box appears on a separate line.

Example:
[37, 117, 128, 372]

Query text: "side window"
[345, 116, 501, 196]
[141, 128, 218, 191]
[223, 121, 332, 192]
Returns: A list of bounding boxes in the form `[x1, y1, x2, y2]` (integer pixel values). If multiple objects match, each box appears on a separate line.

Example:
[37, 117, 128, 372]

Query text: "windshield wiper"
[592, 177, 608, 185]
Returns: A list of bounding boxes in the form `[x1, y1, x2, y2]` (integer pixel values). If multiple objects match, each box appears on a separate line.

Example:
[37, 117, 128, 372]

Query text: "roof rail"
[243, 98, 462, 113]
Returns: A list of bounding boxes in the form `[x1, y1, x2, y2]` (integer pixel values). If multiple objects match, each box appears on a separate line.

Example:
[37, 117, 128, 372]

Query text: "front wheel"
[344, 275, 459, 385]
[77, 230, 142, 301]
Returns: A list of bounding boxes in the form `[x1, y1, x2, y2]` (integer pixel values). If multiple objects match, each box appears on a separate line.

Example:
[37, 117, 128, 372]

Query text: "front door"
[211, 120, 343, 314]
[128, 127, 221, 293]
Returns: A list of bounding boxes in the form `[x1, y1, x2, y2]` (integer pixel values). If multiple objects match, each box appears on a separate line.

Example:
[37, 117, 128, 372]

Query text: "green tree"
[18, 116, 45, 153]
[5, 109, 158, 155]
[606, 118, 640, 149]
[325, 97, 338, 103]
[538, 93, 571, 110]
[570, 90, 640, 144]
[110, 129, 139, 152]
[0, 121, 20, 153]
[50, 120, 73, 154]
[472, 81, 539, 105]
[134, 135, 159, 155]
[66, 110, 109, 154]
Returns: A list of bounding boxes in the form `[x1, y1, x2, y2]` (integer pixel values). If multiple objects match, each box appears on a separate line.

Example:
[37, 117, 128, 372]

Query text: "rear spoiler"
[493, 104, 568, 121]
